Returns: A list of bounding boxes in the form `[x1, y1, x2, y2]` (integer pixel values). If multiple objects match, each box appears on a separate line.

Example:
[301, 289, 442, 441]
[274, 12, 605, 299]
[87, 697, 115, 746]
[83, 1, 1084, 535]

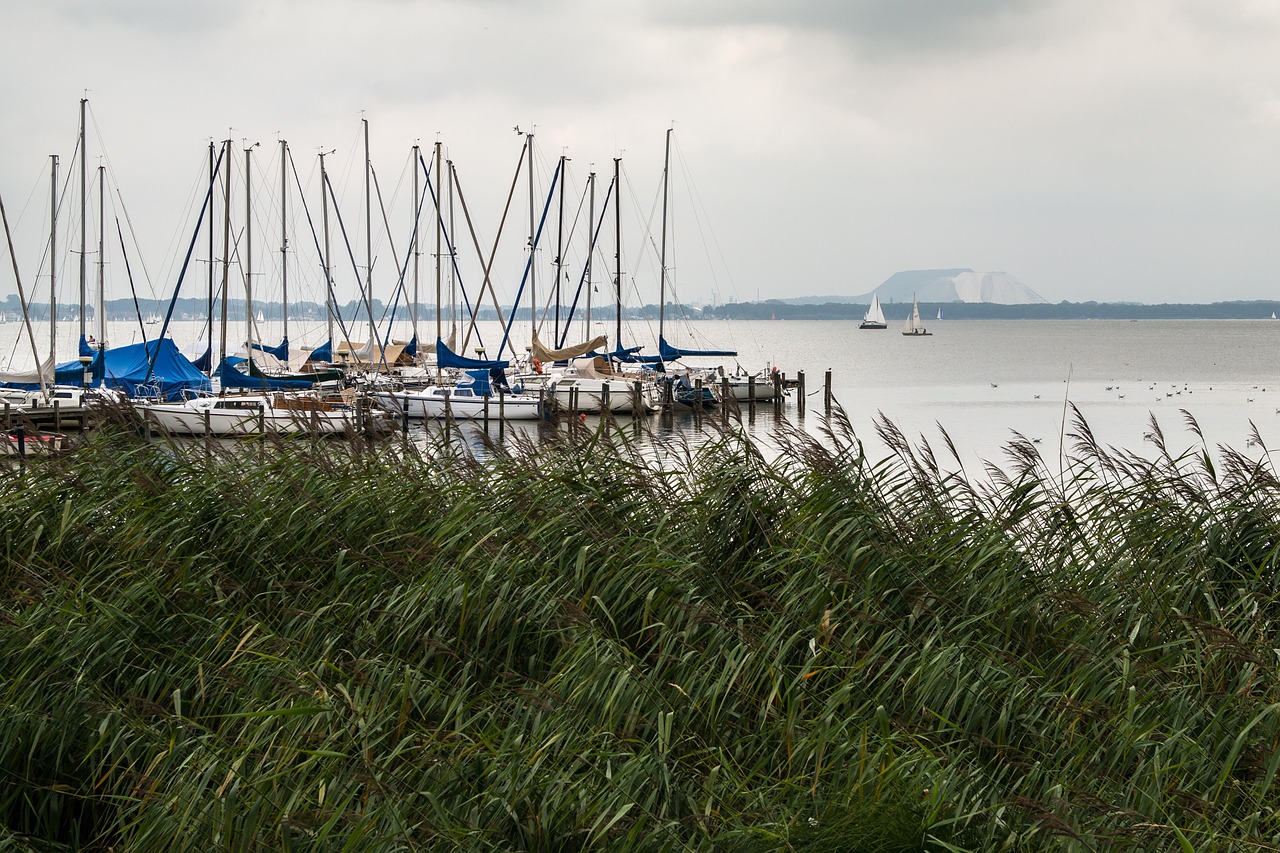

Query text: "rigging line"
[413, 151, 484, 348]
[322, 168, 390, 373]
[144, 141, 226, 384]
[375, 169, 433, 347]
[368, 163, 401, 328]
[115, 216, 147, 344]
[556, 176, 616, 349]
[497, 157, 562, 360]
[286, 149, 356, 352]
[451, 143, 527, 354]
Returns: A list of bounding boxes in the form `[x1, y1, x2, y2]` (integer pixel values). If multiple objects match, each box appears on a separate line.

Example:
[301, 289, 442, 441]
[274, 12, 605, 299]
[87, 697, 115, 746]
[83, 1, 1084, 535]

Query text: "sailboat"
[860, 292, 887, 329]
[902, 294, 931, 337]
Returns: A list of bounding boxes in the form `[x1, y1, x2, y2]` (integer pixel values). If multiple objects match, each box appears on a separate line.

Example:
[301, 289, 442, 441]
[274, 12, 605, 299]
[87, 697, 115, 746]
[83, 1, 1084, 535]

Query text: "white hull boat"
[138, 393, 371, 436]
[374, 385, 543, 420]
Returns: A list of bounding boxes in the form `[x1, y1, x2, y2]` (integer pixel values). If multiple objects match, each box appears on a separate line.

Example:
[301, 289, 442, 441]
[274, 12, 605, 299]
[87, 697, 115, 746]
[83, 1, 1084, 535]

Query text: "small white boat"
[374, 370, 543, 420]
[902, 294, 932, 337]
[138, 392, 373, 436]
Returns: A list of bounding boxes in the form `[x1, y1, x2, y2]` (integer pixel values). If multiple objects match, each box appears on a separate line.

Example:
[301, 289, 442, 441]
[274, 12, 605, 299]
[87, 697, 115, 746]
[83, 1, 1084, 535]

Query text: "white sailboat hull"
[138, 394, 367, 435]
[547, 377, 657, 413]
[374, 387, 543, 420]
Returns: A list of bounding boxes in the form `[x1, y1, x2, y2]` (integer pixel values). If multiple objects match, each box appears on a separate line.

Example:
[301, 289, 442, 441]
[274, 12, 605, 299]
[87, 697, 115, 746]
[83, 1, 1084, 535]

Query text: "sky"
[2, 0, 1280, 310]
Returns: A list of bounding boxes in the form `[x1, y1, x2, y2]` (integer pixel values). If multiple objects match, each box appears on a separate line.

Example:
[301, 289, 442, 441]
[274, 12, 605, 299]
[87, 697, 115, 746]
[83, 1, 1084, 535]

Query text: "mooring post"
[483, 393, 490, 430]
[601, 381, 611, 419]
[797, 370, 806, 418]
[824, 369, 832, 413]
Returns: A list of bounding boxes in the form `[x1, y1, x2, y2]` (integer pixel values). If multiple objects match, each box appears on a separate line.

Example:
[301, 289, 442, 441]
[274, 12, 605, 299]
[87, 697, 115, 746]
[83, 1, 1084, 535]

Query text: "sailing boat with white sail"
[902, 294, 931, 337]
[860, 292, 887, 329]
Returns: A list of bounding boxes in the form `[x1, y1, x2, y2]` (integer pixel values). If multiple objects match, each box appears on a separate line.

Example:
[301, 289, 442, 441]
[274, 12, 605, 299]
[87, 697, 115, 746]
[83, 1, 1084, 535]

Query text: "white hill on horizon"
[787, 268, 1050, 305]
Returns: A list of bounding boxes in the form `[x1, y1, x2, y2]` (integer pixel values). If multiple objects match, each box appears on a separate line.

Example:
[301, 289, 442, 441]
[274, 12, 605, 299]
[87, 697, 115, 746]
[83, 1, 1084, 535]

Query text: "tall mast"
[49, 155, 58, 361]
[554, 153, 566, 342]
[410, 143, 420, 350]
[219, 139, 232, 369]
[245, 143, 254, 357]
[320, 150, 334, 348]
[207, 142, 215, 360]
[613, 157, 622, 351]
[96, 163, 105, 352]
[280, 138, 289, 343]
[585, 170, 595, 339]
[78, 97, 87, 344]
[434, 140, 443, 371]
[658, 127, 671, 345]
[527, 132, 536, 337]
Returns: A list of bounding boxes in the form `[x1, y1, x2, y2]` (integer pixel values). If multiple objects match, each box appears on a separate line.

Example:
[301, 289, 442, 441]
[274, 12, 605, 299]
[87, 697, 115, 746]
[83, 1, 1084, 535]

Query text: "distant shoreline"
[699, 300, 1280, 322]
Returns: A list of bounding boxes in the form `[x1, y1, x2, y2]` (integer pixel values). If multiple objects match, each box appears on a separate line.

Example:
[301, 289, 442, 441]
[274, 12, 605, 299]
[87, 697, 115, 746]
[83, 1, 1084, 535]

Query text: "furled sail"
[531, 330, 608, 363]
[0, 354, 56, 388]
[435, 338, 509, 370]
[658, 335, 737, 361]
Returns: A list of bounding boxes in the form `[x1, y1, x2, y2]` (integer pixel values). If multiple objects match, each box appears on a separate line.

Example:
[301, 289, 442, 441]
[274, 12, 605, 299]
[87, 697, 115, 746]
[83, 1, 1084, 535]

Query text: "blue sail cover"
[191, 347, 211, 373]
[308, 340, 332, 362]
[658, 335, 737, 361]
[436, 337, 509, 370]
[78, 334, 95, 358]
[217, 358, 309, 391]
[90, 338, 213, 400]
[462, 368, 493, 397]
[249, 337, 290, 361]
[402, 335, 417, 359]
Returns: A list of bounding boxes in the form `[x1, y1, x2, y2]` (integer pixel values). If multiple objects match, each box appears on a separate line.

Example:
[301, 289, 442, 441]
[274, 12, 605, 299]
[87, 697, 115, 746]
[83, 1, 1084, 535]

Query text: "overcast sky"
[2, 0, 1280, 309]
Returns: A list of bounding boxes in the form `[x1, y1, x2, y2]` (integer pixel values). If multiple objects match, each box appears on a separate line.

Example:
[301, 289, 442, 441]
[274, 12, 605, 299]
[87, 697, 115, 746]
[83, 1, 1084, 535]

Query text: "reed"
[0, 405, 1278, 851]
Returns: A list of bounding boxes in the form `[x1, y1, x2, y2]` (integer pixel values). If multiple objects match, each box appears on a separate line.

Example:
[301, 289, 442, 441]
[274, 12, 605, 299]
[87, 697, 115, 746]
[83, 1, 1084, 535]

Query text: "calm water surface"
[5, 317, 1279, 466]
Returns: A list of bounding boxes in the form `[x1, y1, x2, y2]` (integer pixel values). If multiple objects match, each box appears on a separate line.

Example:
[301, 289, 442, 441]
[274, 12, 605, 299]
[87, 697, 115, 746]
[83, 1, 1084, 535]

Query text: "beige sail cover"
[531, 331, 607, 363]
[0, 353, 55, 387]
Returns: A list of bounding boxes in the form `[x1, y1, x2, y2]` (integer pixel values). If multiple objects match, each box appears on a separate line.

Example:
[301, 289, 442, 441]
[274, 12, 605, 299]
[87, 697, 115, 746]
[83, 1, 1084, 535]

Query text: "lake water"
[4, 316, 1279, 467]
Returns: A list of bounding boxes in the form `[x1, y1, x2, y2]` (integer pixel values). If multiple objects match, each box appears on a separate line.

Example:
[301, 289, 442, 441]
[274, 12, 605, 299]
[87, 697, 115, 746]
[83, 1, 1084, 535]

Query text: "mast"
[434, 140, 443, 374]
[49, 155, 57, 362]
[0, 191, 49, 398]
[207, 142, 215, 362]
[78, 97, 87, 344]
[96, 163, 105, 352]
[245, 143, 254, 359]
[585, 170, 595, 338]
[554, 153, 566, 343]
[658, 127, 671, 345]
[280, 138, 289, 343]
[613, 157, 622, 351]
[410, 143, 420, 351]
[320, 149, 334, 348]
[526, 132, 536, 337]
[218, 138, 232, 370]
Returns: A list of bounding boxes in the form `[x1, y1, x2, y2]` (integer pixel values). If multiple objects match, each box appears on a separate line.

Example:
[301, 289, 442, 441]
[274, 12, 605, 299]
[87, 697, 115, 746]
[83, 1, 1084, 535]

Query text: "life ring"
[532, 358, 543, 374]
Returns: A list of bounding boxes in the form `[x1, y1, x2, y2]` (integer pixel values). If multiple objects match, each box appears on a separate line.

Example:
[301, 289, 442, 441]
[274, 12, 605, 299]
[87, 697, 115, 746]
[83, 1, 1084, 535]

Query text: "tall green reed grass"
[0, 404, 1277, 850]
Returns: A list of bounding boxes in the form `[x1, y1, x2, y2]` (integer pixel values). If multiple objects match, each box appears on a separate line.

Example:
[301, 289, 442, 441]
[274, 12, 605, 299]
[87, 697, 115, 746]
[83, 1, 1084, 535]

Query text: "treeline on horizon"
[5, 293, 1280, 323]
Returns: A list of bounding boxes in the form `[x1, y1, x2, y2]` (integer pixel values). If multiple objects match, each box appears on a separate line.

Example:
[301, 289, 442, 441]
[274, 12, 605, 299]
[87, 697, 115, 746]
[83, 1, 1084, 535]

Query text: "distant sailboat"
[902, 294, 932, 337]
[860, 292, 888, 329]
[937, 307, 943, 320]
